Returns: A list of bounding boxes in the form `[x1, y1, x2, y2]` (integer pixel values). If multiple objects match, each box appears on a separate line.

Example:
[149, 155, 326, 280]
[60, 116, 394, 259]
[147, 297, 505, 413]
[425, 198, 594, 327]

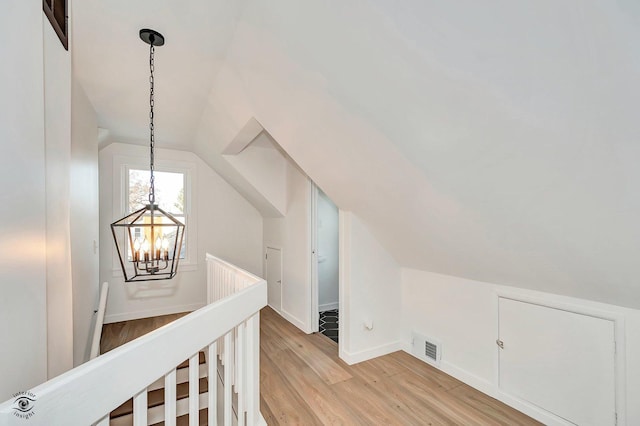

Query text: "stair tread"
[111, 373, 208, 419]
[176, 351, 206, 370]
[151, 408, 208, 426]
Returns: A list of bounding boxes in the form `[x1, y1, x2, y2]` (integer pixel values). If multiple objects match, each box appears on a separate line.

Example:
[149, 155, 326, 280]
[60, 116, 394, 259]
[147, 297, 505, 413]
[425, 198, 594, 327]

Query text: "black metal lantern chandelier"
[111, 29, 185, 282]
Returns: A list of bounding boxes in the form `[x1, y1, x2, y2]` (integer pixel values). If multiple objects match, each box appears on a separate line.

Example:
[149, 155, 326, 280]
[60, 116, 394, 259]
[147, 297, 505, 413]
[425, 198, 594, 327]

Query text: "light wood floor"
[101, 308, 540, 425]
[260, 307, 540, 426]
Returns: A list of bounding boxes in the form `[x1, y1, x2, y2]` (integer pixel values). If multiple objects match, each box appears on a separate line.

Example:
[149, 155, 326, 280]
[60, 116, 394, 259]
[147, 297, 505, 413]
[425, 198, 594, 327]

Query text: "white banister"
[0, 254, 266, 426]
[94, 415, 109, 426]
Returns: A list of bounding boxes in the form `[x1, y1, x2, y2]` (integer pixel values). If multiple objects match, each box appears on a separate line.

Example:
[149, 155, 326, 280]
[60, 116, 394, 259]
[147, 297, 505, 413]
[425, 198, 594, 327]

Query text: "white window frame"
[112, 155, 198, 276]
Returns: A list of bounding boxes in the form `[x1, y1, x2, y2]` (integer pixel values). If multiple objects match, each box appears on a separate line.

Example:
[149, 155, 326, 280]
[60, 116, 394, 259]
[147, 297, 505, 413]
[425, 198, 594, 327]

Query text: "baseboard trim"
[340, 340, 403, 365]
[399, 343, 573, 426]
[104, 303, 205, 324]
[257, 413, 268, 426]
[270, 305, 310, 334]
[319, 302, 339, 311]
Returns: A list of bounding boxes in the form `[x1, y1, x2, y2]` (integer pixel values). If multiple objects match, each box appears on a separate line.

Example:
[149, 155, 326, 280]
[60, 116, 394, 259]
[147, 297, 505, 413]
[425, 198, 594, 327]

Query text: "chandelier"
[111, 29, 185, 282]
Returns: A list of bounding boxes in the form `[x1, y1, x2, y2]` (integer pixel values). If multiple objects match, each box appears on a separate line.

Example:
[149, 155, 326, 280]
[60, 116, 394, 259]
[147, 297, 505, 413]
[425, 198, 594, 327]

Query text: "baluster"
[245, 313, 260, 425]
[231, 326, 236, 389]
[208, 341, 218, 426]
[189, 353, 199, 426]
[207, 262, 211, 304]
[133, 388, 148, 426]
[233, 326, 238, 390]
[165, 368, 177, 426]
[224, 331, 233, 426]
[214, 265, 219, 302]
[237, 322, 245, 425]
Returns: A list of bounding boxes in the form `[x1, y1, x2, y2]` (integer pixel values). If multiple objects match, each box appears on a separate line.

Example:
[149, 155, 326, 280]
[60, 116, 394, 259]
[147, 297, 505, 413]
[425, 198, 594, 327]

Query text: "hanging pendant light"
[111, 29, 185, 282]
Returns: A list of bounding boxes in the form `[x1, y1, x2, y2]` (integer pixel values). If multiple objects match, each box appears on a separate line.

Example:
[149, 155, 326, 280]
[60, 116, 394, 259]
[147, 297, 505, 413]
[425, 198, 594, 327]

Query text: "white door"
[498, 298, 616, 426]
[266, 247, 282, 312]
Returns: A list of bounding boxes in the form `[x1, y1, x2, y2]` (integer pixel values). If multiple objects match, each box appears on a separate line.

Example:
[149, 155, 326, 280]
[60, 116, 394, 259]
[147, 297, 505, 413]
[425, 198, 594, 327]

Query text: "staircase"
[0, 254, 267, 426]
[109, 353, 209, 425]
[109, 352, 246, 425]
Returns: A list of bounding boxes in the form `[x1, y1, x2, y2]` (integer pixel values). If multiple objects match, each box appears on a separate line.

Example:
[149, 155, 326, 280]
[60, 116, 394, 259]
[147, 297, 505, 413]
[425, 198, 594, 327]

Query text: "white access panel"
[498, 297, 616, 426]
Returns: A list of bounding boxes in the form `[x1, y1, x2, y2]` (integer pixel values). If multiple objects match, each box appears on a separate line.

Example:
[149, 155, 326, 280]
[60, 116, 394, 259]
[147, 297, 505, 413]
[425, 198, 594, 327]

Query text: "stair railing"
[0, 254, 266, 426]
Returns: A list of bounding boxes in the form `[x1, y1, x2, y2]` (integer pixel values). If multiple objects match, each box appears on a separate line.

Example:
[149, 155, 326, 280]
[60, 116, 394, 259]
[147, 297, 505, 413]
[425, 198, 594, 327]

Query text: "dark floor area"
[319, 309, 339, 343]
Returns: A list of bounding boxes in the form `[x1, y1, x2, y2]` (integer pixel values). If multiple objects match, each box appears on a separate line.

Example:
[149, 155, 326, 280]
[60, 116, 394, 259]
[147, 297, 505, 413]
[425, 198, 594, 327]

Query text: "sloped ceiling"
[74, 0, 640, 308]
[192, 0, 640, 309]
[72, 0, 245, 149]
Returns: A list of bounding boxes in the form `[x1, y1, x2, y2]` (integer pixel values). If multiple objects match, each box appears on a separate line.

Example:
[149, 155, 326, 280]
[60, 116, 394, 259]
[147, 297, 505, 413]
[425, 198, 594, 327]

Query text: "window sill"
[111, 262, 198, 278]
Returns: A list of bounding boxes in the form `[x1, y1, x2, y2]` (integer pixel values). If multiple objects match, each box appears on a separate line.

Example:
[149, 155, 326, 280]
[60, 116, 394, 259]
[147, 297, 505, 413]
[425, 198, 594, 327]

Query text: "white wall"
[190, 1, 640, 311]
[0, 4, 48, 401]
[263, 161, 311, 332]
[70, 80, 100, 366]
[43, 18, 74, 379]
[401, 269, 640, 425]
[340, 212, 402, 364]
[99, 143, 262, 323]
[317, 189, 338, 311]
[224, 132, 288, 217]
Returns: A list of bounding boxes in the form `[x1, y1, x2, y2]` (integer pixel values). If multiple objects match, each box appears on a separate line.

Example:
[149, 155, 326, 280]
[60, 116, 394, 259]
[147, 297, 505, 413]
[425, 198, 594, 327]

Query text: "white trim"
[309, 181, 319, 333]
[399, 344, 574, 426]
[90, 282, 109, 359]
[269, 306, 310, 334]
[340, 341, 403, 365]
[264, 245, 283, 315]
[319, 302, 339, 312]
[338, 210, 350, 361]
[111, 262, 197, 277]
[257, 413, 268, 426]
[103, 302, 205, 324]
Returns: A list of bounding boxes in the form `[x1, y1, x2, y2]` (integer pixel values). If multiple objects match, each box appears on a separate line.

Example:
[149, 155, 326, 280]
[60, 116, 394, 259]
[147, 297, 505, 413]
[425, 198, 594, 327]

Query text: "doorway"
[266, 247, 282, 312]
[311, 186, 339, 343]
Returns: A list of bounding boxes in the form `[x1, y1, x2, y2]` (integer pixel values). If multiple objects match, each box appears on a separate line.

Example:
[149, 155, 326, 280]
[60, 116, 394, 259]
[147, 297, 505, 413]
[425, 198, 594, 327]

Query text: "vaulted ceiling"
[74, 1, 640, 309]
[73, 0, 245, 148]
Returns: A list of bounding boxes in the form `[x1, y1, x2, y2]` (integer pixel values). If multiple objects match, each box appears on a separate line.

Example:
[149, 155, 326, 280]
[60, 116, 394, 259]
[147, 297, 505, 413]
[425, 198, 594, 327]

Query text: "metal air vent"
[425, 340, 438, 361]
[412, 331, 441, 365]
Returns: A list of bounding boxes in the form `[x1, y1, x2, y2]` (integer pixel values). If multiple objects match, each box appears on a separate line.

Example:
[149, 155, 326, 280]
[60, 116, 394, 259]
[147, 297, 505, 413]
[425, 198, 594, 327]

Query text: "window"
[127, 168, 187, 260]
[112, 154, 197, 275]
[43, 0, 68, 50]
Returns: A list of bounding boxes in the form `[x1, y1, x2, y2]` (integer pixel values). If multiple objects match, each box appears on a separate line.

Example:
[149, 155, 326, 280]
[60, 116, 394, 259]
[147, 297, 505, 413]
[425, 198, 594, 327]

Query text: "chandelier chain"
[148, 41, 156, 205]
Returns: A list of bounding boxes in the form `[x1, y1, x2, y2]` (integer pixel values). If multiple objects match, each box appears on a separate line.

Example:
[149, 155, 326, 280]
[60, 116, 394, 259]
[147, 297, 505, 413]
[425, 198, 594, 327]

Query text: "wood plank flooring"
[101, 308, 541, 425]
[260, 307, 540, 426]
[100, 312, 189, 353]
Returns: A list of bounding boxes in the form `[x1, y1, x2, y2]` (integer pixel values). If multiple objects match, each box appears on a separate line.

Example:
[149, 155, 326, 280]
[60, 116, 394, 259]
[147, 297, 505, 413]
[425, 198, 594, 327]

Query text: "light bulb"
[155, 236, 162, 249]
[142, 239, 150, 253]
[133, 238, 141, 251]
[162, 237, 169, 250]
